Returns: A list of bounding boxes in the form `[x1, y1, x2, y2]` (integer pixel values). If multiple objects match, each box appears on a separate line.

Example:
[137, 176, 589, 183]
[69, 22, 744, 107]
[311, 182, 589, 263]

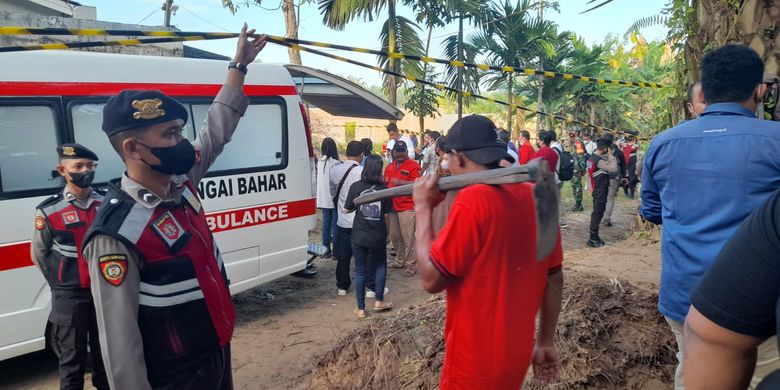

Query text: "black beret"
[102, 90, 189, 137]
[57, 143, 98, 161]
[596, 138, 612, 148]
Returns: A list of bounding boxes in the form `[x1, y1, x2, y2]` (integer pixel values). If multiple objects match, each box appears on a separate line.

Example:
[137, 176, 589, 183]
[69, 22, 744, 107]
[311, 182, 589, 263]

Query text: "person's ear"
[56, 165, 68, 177]
[122, 138, 144, 161]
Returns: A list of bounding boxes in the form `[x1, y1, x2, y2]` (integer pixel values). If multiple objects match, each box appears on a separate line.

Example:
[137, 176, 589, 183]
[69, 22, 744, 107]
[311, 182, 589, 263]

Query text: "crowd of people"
[26, 21, 780, 389]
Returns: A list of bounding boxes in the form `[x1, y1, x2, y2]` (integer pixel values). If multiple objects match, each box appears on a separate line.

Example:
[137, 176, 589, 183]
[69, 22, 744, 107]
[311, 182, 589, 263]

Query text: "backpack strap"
[334, 164, 358, 205]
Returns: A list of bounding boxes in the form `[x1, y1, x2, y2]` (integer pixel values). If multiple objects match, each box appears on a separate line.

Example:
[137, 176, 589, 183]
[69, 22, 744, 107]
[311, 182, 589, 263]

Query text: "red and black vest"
[84, 181, 235, 384]
[37, 191, 103, 290]
[587, 154, 611, 192]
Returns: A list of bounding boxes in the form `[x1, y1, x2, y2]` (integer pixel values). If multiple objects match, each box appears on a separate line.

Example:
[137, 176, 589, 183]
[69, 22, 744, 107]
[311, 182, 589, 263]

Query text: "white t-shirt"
[329, 160, 363, 228]
[316, 156, 341, 209]
[386, 135, 416, 162]
[584, 139, 597, 155]
[507, 147, 520, 166]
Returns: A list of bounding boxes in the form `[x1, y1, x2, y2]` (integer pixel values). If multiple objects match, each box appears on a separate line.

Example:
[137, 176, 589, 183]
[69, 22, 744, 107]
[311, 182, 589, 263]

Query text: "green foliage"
[403, 83, 440, 121]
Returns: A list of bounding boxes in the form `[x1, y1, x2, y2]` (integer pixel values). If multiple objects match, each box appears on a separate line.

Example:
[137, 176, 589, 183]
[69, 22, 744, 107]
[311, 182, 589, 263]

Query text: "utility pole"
[457, 13, 464, 119]
[536, 0, 544, 132]
[163, 0, 174, 27]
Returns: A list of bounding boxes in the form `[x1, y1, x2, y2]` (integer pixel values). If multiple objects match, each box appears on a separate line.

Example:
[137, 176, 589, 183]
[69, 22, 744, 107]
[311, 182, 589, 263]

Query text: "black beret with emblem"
[57, 143, 99, 161]
[101, 90, 189, 137]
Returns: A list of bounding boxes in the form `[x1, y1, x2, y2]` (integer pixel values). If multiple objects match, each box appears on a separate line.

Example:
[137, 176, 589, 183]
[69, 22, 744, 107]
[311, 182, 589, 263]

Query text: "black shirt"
[344, 180, 394, 248]
[691, 188, 780, 338]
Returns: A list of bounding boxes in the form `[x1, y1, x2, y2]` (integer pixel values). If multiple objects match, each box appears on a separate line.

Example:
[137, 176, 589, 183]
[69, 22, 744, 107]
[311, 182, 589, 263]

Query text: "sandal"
[354, 308, 367, 319]
[373, 301, 393, 312]
[388, 261, 405, 269]
[402, 269, 417, 277]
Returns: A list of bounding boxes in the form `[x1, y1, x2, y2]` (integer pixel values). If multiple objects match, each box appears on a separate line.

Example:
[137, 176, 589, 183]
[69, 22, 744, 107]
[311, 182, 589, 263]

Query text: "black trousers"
[153, 344, 233, 390]
[589, 183, 609, 233]
[334, 227, 353, 290]
[52, 297, 109, 390]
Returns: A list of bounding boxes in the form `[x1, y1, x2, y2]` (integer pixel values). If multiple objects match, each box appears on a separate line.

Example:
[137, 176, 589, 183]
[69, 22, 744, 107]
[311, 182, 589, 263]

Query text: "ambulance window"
[71, 103, 197, 183]
[191, 103, 284, 172]
[0, 105, 60, 192]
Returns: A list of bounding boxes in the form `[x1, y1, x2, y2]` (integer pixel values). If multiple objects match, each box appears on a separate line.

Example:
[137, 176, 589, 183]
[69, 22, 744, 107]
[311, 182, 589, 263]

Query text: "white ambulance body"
[0, 50, 402, 361]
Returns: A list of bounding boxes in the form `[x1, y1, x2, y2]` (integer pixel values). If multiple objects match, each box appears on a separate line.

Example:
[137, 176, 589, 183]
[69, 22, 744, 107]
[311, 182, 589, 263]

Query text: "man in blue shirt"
[641, 44, 780, 389]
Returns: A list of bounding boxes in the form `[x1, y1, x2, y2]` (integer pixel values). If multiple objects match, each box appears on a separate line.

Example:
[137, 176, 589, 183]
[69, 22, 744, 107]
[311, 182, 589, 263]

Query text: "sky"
[81, 0, 669, 86]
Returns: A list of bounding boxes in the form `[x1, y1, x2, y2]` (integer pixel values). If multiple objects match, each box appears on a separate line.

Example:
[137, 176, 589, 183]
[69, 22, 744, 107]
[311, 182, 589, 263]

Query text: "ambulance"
[0, 50, 403, 361]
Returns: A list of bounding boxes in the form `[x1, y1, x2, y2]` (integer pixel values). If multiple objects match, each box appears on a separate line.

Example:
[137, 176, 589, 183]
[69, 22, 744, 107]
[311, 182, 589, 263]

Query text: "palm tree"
[318, 0, 425, 108]
[469, 0, 558, 134]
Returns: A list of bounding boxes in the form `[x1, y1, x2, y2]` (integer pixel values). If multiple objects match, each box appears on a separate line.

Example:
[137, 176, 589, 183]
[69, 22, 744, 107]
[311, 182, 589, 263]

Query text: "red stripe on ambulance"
[206, 198, 316, 234]
[0, 199, 316, 272]
[0, 82, 299, 97]
[0, 241, 33, 272]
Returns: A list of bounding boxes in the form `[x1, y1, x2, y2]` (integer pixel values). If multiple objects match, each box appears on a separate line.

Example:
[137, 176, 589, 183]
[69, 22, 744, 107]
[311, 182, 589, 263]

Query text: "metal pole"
[163, 0, 174, 27]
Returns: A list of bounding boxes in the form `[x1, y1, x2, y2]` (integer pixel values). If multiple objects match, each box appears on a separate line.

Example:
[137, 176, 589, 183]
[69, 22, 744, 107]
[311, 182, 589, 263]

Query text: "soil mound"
[310, 272, 675, 389]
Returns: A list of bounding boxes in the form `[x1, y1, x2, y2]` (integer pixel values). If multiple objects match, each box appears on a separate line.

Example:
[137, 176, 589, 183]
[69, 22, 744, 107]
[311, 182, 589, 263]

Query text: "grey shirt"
[83, 84, 248, 390]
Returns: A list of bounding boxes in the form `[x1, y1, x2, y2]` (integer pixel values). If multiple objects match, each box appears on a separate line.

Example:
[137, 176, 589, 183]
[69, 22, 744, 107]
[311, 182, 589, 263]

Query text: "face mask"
[138, 139, 196, 175]
[67, 170, 95, 188]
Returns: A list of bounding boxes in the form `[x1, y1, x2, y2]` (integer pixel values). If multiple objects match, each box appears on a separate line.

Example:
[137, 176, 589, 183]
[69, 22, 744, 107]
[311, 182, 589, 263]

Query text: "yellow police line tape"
[0, 27, 662, 89]
[270, 38, 647, 141]
[0, 35, 225, 52]
[0, 28, 646, 140]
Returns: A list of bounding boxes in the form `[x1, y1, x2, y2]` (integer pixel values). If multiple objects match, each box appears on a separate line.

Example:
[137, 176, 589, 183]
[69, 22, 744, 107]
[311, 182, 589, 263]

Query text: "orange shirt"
[429, 183, 563, 389]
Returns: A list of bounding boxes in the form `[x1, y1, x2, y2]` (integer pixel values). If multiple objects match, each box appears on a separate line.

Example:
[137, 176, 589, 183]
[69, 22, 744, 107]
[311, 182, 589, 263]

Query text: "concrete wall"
[0, 11, 182, 57]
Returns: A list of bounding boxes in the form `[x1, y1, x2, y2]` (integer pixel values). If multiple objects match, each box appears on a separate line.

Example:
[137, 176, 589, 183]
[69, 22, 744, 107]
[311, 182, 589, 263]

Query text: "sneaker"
[586, 239, 604, 248]
[571, 205, 584, 212]
[366, 287, 390, 298]
[337, 289, 347, 296]
[603, 220, 613, 227]
[559, 219, 568, 228]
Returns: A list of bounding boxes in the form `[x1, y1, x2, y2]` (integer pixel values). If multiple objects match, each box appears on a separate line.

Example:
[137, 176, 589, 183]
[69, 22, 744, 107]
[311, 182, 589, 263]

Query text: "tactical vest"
[587, 155, 611, 192]
[84, 181, 235, 384]
[37, 192, 103, 290]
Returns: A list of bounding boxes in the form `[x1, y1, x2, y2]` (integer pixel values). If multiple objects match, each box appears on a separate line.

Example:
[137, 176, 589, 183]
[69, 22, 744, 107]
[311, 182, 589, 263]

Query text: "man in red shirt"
[533, 130, 559, 179]
[385, 141, 421, 276]
[413, 115, 564, 389]
[518, 130, 536, 165]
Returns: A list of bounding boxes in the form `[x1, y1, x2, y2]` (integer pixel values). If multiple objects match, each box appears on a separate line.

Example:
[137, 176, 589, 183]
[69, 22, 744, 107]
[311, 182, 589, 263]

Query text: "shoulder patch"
[35, 215, 46, 231]
[99, 254, 128, 286]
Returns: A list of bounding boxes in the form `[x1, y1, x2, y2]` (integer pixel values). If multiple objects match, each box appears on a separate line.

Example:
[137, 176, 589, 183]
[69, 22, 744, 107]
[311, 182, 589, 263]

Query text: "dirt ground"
[0, 192, 665, 390]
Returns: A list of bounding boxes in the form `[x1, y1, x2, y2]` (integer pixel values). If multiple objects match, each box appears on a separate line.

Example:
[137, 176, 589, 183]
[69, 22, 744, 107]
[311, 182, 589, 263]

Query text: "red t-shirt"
[532, 146, 559, 173]
[518, 141, 535, 165]
[429, 183, 564, 389]
[384, 158, 420, 212]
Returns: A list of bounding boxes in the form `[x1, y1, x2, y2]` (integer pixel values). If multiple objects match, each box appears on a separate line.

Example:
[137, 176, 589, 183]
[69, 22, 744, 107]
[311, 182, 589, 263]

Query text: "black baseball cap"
[596, 138, 611, 148]
[445, 115, 514, 164]
[392, 140, 408, 152]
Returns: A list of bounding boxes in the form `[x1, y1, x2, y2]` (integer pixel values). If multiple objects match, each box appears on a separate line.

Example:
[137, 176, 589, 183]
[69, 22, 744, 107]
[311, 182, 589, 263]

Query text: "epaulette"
[36, 192, 63, 210]
[83, 182, 135, 247]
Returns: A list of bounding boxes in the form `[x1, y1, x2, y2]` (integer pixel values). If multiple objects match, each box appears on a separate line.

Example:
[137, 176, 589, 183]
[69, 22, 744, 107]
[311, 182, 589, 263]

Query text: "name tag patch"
[182, 186, 202, 213]
[99, 254, 127, 286]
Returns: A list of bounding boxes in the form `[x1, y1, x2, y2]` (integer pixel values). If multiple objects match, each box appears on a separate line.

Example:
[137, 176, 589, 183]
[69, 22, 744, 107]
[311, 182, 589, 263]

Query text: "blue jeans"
[320, 208, 338, 250]
[352, 244, 387, 310]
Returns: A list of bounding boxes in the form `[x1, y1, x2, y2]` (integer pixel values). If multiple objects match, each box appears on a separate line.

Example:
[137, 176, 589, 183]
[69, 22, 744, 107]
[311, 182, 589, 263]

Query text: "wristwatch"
[228, 61, 248, 75]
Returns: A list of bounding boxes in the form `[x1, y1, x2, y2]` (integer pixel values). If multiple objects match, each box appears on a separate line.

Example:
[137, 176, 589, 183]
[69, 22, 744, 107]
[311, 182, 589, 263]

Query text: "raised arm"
[188, 24, 267, 184]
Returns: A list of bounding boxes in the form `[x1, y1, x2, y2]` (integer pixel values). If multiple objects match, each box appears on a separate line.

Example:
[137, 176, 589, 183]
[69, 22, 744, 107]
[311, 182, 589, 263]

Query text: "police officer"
[31, 143, 109, 390]
[586, 138, 617, 248]
[82, 25, 266, 390]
